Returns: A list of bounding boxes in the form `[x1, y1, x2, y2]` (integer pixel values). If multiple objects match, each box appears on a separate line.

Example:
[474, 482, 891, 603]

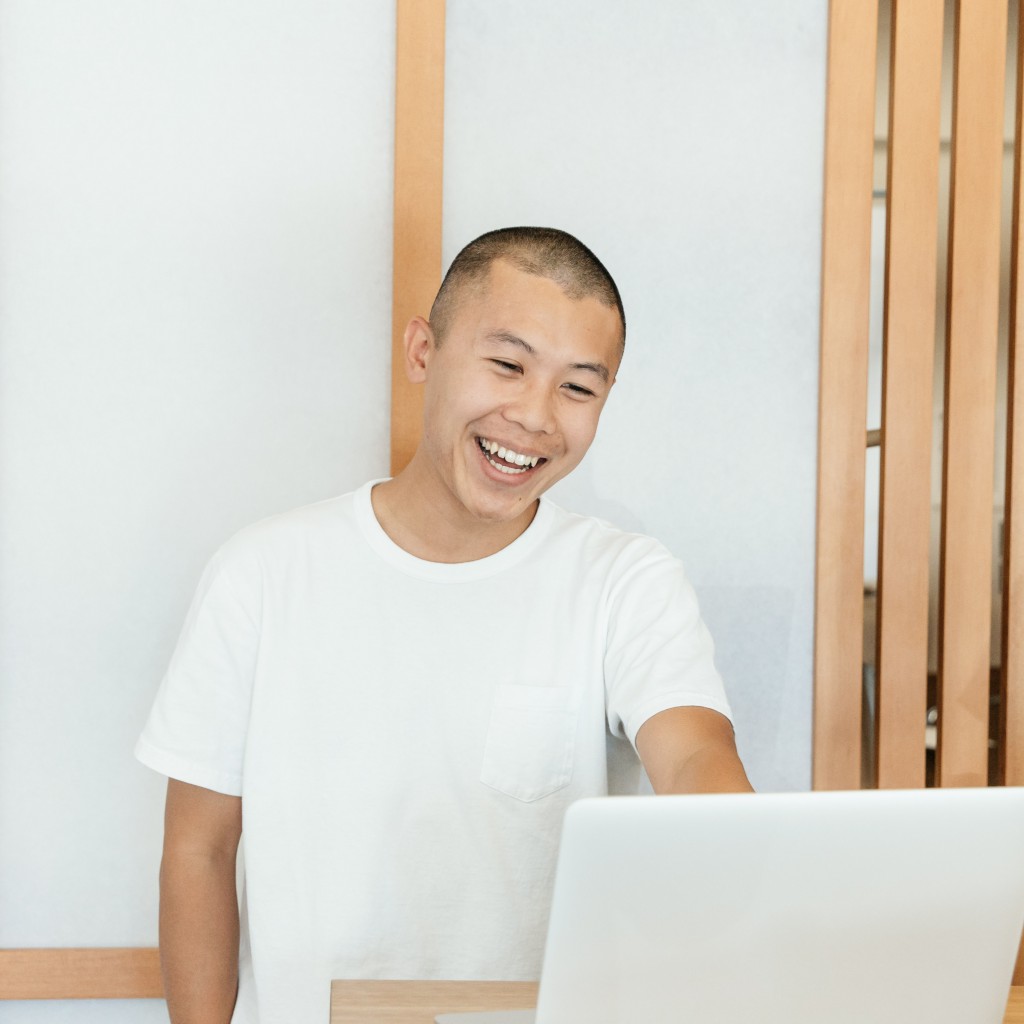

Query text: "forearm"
[159, 849, 240, 1024]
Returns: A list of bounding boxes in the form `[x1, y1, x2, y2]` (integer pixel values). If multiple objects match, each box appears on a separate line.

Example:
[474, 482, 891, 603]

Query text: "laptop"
[437, 788, 1024, 1024]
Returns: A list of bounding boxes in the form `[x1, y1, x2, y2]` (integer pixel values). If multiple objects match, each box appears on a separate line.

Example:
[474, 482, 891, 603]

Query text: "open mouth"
[476, 436, 546, 476]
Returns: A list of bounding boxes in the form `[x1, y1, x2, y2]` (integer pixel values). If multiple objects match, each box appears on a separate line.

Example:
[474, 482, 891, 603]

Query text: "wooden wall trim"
[0, 948, 162, 1000]
[390, 0, 447, 475]
[813, 0, 879, 790]
[937, 0, 1008, 788]
[874, 0, 944, 789]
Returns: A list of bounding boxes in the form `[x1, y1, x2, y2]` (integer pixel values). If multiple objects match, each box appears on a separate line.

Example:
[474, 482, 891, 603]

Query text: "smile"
[477, 437, 544, 475]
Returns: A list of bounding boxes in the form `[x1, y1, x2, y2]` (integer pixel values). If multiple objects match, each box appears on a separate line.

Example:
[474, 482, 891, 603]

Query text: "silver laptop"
[438, 788, 1024, 1024]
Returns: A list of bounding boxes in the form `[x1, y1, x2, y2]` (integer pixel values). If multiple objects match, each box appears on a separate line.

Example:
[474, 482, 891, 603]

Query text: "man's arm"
[160, 778, 243, 1024]
[635, 706, 754, 794]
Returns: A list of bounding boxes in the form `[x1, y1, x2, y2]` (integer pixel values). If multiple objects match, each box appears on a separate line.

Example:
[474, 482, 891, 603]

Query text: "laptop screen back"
[534, 789, 1024, 1024]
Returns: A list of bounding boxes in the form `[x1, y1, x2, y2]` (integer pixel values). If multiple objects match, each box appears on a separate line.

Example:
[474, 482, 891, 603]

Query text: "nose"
[502, 380, 557, 435]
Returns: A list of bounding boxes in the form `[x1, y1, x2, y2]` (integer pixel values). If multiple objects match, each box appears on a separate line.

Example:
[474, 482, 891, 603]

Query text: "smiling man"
[137, 227, 751, 1024]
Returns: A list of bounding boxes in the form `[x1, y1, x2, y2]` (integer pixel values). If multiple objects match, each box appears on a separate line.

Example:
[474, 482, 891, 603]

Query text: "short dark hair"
[429, 226, 626, 346]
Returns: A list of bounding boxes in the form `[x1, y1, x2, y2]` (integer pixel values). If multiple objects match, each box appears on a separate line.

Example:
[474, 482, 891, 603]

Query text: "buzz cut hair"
[428, 226, 626, 347]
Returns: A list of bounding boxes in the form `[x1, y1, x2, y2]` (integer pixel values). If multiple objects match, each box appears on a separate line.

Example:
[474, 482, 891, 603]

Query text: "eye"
[490, 359, 521, 374]
[563, 382, 597, 399]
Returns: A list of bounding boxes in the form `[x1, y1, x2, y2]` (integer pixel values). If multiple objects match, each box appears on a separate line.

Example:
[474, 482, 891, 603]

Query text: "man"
[136, 227, 751, 1024]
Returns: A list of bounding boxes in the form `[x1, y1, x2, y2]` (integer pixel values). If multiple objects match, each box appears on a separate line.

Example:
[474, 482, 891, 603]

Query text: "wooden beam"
[813, 0, 879, 790]
[937, 0, 1007, 788]
[391, 0, 446, 475]
[874, 0, 944, 789]
[0, 947, 162, 1000]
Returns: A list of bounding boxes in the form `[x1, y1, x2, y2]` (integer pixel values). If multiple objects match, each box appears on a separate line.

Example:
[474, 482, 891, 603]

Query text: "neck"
[371, 455, 538, 563]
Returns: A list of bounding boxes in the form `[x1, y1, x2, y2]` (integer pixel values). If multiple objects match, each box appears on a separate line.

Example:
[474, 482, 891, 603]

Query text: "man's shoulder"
[541, 499, 680, 573]
[214, 484, 369, 570]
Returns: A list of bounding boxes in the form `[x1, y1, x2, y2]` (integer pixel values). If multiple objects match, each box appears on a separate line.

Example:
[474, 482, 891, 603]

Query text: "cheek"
[564, 407, 603, 451]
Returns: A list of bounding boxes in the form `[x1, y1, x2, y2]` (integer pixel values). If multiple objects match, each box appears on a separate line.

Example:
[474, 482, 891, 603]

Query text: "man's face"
[414, 259, 623, 528]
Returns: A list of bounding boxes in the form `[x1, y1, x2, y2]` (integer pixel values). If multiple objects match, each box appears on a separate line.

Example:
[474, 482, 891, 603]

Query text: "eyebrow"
[484, 330, 611, 384]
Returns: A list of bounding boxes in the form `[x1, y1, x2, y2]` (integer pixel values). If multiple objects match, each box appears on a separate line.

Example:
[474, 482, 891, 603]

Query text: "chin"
[465, 488, 539, 524]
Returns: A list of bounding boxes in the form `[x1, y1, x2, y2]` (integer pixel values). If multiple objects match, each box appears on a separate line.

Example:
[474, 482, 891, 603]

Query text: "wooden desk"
[331, 981, 1024, 1023]
[331, 981, 538, 1023]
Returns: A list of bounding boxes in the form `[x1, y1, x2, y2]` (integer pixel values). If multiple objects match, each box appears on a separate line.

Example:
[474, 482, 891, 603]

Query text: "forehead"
[449, 260, 623, 369]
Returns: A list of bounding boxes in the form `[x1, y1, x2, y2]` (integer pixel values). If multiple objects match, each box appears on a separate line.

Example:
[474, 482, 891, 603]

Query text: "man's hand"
[635, 706, 754, 794]
[160, 778, 243, 1024]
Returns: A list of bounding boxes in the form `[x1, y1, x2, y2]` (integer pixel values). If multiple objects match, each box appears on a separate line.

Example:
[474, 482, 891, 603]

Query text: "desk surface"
[330, 981, 1024, 1024]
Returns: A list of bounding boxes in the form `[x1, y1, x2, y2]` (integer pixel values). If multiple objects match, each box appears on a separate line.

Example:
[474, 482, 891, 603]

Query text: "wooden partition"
[815, 0, 1021, 791]
[814, 0, 1022, 975]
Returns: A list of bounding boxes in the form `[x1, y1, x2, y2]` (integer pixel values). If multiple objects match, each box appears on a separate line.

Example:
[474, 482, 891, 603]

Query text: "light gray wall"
[0, 2, 395, 1021]
[0, 2, 827, 1020]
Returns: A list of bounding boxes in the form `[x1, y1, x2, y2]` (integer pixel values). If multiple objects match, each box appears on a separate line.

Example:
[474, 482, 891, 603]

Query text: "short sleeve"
[134, 546, 260, 796]
[603, 540, 732, 747]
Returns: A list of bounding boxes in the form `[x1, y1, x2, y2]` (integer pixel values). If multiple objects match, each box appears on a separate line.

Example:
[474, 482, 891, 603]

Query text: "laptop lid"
[529, 788, 1024, 1024]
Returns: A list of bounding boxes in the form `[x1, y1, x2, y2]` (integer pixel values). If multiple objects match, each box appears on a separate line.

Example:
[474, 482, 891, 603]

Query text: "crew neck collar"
[353, 479, 554, 582]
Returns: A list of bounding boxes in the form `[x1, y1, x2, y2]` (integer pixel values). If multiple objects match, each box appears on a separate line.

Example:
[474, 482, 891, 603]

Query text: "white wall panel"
[445, 0, 827, 790]
[0, 1, 394, 1019]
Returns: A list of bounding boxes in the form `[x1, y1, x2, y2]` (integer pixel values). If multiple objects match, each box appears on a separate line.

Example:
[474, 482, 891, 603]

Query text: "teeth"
[478, 437, 541, 471]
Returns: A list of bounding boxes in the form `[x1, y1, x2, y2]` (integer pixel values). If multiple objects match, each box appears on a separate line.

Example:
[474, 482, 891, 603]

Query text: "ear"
[404, 316, 436, 383]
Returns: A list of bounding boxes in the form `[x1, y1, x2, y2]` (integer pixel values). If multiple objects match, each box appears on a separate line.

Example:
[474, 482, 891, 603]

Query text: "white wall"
[0, 3, 395, 1021]
[0, 2, 827, 1020]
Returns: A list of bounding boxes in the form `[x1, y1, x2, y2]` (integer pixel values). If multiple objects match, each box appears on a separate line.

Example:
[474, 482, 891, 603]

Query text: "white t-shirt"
[136, 481, 731, 1024]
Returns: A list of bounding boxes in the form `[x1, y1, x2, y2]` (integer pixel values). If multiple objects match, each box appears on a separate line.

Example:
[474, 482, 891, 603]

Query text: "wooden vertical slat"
[1005, 35, 1024, 991]
[1003, 0, 1024, 796]
[0, 948, 162, 1000]
[814, 0, 879, 791]
[391, 0, 446, 475]
[937, 0, 1008, 789]
[874, 0, 944, 789]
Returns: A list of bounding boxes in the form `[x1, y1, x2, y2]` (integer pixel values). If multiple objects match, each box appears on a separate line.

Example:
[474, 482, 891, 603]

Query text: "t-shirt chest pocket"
[480, 683, 579, 802]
